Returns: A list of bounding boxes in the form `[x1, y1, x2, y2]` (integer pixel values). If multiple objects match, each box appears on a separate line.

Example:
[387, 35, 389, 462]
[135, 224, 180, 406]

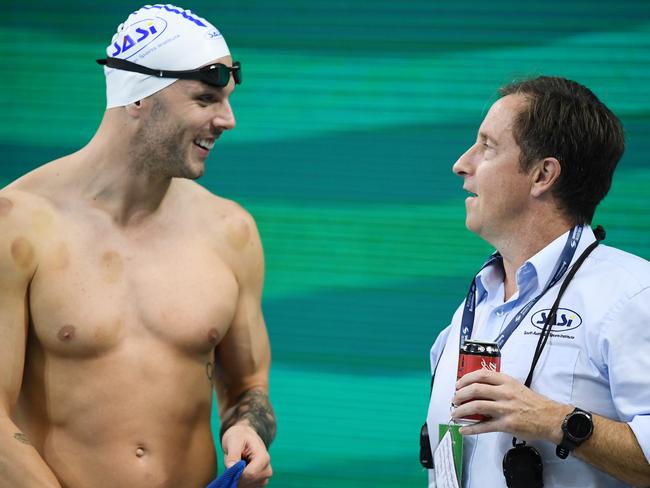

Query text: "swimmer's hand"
[222, 424, 272, 487]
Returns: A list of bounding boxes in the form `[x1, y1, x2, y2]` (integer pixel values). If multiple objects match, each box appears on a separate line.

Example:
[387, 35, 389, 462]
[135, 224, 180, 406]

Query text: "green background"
[2, 1, 649, 486]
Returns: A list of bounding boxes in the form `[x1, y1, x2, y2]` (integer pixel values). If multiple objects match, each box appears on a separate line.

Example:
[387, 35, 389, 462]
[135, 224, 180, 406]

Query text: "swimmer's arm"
[0, 417, 63, 488]
[218, 387, 276, 449]
[214, 211, 276, 447]
[0, 209, 62, 488]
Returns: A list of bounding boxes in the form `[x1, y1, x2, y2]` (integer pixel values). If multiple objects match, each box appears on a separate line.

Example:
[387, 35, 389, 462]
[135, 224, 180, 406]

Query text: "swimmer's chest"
[28, 221, 239, 358]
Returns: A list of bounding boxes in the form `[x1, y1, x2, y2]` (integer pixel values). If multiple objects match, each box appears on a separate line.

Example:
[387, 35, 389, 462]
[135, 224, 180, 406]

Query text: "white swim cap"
[103, 4, 231, 108]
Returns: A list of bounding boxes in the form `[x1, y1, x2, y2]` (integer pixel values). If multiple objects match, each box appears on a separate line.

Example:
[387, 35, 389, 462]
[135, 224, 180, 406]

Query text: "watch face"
[567, 413, 592, 438]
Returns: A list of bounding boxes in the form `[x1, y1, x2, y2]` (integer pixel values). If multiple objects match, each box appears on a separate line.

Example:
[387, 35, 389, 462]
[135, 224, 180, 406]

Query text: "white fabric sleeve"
[430, 324, 452, 375]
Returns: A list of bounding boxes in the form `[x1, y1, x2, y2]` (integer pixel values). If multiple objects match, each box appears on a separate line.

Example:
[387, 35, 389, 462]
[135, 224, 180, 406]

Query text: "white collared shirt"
[426, 227, 650, 488]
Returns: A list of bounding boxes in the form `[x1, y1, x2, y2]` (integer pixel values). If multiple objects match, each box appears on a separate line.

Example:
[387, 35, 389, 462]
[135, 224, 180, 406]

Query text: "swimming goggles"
[96, 57, 242, 88]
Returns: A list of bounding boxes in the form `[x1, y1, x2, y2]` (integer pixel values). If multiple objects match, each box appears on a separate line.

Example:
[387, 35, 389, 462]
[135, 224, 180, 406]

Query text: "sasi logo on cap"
[111, 18, 168, 59]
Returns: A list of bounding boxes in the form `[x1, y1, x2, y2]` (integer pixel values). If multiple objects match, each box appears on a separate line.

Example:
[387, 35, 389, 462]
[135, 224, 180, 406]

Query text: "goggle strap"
[96, 58, 240, 87]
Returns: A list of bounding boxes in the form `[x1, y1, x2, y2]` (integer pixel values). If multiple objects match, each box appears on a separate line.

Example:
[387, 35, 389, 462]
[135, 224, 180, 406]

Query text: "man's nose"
[452, 144, 476, 176]
[213, 101, 236, 131]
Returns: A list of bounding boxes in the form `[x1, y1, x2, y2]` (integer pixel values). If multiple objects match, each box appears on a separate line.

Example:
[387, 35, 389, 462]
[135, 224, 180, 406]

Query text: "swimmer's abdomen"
[17, 351, 218, 488]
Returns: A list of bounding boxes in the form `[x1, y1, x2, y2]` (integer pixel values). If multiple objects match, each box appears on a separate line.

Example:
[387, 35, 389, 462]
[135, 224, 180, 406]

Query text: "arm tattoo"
[13, 432, 31, 445]
[220, 387, 276, 448]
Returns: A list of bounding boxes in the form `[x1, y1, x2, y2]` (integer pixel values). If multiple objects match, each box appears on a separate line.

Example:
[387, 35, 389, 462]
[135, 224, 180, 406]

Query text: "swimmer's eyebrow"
[192, 91, 220, 103]
[186, 81, 224, 99]
[188, 81, 234, 101]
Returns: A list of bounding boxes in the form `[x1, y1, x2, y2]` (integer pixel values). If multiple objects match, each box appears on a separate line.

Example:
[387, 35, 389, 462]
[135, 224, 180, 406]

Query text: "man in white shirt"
[424, 76, 650, 487]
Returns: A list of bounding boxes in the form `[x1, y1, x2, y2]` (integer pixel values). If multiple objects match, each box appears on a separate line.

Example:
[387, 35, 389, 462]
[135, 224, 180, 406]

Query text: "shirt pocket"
[528, 344, 580, 404]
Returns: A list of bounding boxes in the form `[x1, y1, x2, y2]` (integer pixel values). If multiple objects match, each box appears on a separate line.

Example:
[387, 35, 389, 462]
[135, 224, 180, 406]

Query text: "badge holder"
[431, 421, 463, 488]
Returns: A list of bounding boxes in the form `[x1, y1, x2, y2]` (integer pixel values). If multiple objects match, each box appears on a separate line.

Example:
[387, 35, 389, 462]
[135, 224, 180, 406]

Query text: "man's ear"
[531, 157, 561, 197]
[124, 100, 142, 118]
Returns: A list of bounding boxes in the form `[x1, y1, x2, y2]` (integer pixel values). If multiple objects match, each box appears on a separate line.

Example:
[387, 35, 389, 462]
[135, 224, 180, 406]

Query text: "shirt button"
[496, 310, 504, 317]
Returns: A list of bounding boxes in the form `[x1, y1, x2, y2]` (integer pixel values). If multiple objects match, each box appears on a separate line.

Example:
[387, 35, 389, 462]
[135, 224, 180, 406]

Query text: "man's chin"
[465, 217, 477, 233]
[190, 167, 205, 179]
[465, 220, 486, 240]
[179, 160, 206, 180]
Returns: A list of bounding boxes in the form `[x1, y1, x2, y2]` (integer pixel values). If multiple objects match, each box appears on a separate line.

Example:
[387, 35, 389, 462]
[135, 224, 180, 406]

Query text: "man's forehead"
[488, 94, 523, 118]
[479, 94, 526, 137]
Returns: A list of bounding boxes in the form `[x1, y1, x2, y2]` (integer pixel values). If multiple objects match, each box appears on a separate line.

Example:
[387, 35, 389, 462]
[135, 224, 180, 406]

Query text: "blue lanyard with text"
[459, 225, 584, 349]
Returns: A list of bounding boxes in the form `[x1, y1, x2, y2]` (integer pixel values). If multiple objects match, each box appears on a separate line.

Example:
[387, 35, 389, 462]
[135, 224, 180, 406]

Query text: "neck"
[73, 110, 173, 226]
[493, 217, 576, 301]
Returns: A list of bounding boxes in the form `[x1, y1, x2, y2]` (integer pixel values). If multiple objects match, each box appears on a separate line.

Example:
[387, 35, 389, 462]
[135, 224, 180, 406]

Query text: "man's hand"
[451, 369, 571, 442]
[451, 369, 650, 486]
[222, 424, 272, 487]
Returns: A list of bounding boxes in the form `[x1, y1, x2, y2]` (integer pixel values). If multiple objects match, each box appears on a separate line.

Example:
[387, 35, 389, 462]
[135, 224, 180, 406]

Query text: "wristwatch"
[556, 407, 593, 459]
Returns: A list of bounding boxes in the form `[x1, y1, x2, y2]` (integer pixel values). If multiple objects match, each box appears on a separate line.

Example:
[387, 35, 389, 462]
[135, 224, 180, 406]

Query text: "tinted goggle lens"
[198, 61, 241, 87]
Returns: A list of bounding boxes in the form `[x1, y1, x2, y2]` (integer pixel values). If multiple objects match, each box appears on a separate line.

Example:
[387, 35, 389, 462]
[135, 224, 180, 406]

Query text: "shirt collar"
[529, 225, 597, 293]
[475, 260, 503, 303]
[475, 225, 596, 304]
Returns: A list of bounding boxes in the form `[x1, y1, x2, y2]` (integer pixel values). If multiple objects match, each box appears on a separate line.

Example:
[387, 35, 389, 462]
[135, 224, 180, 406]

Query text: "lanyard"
[459, 225, 584, 349]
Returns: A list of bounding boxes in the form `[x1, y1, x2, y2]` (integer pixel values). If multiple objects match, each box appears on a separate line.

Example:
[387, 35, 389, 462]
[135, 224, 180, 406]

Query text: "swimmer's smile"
[194, 138, 215, 155]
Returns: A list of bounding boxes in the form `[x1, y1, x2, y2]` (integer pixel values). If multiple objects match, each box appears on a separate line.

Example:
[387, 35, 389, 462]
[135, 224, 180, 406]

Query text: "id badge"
[434, 423, 463, 487]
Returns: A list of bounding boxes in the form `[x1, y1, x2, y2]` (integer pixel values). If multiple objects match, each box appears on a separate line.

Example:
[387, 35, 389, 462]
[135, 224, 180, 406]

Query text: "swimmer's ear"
[125, 100, 143, 117]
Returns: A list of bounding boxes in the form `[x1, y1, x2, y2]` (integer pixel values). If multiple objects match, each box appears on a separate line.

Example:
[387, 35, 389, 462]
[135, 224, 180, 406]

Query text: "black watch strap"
[556, 408, 593, 459]
[556, 438, 577, 459]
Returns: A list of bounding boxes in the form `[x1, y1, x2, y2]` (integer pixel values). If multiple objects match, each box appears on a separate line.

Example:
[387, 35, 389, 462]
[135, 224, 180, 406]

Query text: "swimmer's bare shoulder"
[0, 187, 62, 486]
[0, 160, 75, 274]
[178, 179, 264, 277]
[0, 186, 57, 270]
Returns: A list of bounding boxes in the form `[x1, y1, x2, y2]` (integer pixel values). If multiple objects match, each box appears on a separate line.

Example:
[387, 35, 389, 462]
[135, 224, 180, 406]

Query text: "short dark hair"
[499, 76, 624, 224]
